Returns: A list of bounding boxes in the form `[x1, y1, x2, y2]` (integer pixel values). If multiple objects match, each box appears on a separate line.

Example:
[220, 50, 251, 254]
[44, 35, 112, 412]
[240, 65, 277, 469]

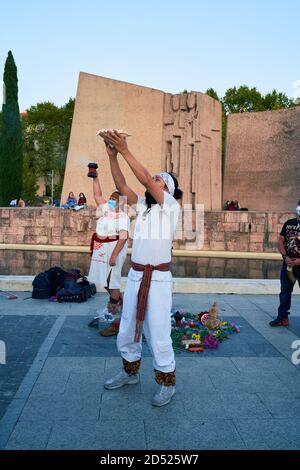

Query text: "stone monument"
[62, 72, 222, 210]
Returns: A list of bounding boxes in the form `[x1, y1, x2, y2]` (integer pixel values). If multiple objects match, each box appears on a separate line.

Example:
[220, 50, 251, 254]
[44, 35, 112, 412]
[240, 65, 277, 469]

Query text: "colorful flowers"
[171, 312, 240, 353]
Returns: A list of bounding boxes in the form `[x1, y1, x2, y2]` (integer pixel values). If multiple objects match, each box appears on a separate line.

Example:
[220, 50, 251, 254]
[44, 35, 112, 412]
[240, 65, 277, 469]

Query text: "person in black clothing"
[270, 205, 300, 327]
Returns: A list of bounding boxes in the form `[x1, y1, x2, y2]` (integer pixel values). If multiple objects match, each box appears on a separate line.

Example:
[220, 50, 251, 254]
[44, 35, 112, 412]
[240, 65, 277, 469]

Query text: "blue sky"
[1, 0, 299, 110]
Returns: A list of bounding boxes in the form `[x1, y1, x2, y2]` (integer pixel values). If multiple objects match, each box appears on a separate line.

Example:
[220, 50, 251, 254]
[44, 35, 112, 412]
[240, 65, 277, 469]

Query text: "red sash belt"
[90, 232, 119, 255]
[131, 261, 171, 342]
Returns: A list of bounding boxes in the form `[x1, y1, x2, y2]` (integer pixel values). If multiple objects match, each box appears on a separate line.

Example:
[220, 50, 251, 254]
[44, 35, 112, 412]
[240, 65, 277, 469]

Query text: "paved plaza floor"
[0, 292, 300, 450]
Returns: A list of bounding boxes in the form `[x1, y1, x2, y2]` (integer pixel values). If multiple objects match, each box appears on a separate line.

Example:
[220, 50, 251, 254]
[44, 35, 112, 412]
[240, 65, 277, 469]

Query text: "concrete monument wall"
[223, 106, 300, 211]
[62, 73, 222, 210]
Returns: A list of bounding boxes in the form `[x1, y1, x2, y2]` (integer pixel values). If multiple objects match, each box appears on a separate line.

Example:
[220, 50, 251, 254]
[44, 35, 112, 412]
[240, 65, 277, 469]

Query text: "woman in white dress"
[88, 172, 130, 332]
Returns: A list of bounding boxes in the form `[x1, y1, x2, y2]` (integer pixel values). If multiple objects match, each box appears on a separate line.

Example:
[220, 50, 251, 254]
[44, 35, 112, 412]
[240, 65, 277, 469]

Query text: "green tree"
[206, 88, 220, 102]
[22, 98, 75, 201]
[222, 85, 265, 113]
[0, 51, 23, 206]
[263, 89, 294, 110]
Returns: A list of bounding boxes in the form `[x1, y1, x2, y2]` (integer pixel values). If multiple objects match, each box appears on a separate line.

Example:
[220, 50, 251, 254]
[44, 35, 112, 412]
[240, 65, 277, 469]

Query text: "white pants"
[117, 271, 175, 373]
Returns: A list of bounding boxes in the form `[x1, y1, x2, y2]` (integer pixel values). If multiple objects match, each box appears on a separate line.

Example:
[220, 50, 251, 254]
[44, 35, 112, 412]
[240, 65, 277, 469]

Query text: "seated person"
[61, 192, 77, 208]
[17, 198, 25, 207]
[77, 192, 87, 206]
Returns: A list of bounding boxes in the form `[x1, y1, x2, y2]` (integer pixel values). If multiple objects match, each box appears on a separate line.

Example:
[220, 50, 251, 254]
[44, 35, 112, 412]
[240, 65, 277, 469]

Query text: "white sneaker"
[104, 370, 140, 390]
[152, 385, 175, 407]
[95, 307, 113, 322]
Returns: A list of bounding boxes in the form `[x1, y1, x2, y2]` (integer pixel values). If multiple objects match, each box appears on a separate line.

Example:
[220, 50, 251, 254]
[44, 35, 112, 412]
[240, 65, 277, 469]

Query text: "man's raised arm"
[106, 143, 138, 205]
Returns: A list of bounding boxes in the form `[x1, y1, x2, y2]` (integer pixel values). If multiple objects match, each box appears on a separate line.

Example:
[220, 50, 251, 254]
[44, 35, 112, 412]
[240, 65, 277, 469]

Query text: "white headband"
[156, 172, 175, 197]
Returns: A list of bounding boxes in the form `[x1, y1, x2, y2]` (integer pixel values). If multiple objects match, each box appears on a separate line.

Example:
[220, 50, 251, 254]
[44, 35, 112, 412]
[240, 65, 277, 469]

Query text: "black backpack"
[32, 272, 52, 299]
[32, 266, 67, 299]
[32, 266, 96, 302]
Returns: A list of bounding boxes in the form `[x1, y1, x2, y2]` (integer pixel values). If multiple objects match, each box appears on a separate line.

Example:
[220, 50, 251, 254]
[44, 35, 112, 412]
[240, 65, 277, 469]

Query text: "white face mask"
[296, 206, 300, 216]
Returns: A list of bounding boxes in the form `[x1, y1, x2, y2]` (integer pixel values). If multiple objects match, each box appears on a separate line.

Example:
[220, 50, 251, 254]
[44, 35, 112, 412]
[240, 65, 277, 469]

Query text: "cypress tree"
[0, 51, 23, 206]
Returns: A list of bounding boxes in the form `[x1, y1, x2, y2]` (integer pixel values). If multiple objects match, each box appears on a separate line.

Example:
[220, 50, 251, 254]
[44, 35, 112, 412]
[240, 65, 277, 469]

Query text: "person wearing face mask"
[270, 204, 300, 327]
[101, 130, 183, 408]
[87, 172, 130, 334]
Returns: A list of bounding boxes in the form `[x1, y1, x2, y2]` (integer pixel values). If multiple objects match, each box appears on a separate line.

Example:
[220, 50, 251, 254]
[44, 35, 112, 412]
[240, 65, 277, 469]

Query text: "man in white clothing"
[102, 130, 183, 407]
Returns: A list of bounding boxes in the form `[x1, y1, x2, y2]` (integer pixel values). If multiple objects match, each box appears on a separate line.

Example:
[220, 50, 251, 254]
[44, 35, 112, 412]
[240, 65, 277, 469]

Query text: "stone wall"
[0, 208, 294, 252]
[223, 106, 300, 211]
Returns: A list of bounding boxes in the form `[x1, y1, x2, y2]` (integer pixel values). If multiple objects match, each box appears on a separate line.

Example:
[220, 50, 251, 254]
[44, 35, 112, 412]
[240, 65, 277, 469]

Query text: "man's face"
[152, 175, 168, 191]
[109, 192, 119, 203]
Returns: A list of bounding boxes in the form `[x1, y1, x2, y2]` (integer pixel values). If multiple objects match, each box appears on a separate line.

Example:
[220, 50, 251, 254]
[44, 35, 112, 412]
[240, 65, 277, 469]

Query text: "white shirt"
[129, 192, 180, 280]
[96, 204, 130, 237]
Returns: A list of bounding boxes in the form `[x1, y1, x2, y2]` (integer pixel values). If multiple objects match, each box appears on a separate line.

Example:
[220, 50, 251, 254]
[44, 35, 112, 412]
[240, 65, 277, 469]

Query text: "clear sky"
[1, 0, 299, 111]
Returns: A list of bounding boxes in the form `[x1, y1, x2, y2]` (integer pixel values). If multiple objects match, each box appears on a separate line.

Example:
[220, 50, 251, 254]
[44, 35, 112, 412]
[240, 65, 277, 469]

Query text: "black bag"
[56, 273, 96, 303]
[32, 266, 96, 302]
[32, 272, 52, 299]
[32, 266, 67, 299]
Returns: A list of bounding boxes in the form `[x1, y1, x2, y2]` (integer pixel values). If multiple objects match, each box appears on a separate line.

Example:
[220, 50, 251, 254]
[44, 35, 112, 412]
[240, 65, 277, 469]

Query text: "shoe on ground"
[152, 385, 175, 407]
[99, 326, 118, 337]
[269, 317, 289, 327]
[104, 370, 139, 390]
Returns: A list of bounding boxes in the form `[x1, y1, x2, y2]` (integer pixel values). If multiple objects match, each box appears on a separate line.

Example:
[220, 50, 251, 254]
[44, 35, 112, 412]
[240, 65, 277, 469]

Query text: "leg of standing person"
[270, 262, 294, 326]
[142, 280, 176, 406]
[104, 276, 142, 389]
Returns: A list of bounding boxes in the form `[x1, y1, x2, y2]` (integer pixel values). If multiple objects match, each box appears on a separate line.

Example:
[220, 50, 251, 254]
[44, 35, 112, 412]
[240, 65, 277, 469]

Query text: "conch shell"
[97, 128, 131, 145]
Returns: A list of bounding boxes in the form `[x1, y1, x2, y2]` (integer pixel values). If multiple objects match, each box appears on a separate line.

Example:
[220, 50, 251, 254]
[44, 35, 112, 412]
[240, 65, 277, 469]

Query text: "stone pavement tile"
[233, 418, 300, 450]
[242, 293, 300, 319]
[100, 385, 187, 421]
[25, 359, 105, 402]
[0, 398, 28, 449]
[46, 419, 146, 450]
[5, 421, 53, 450]
[145, 417, 246, 450]
[104, 356, 125, 373]
[19, 389, 101, 422]
[64, 371, 105, 395]
[231, 357, 295, 372]
[182, 390, 230, 419]
[41, 356, 106, 374]
[209, 369, 291, 393]
[0, 315, 57, 420]
[48, 316, 125, 357]
[0, 292, 107, 315]
[75, 342, 121, 357]
[273, 368, 300, 394]
[219, 392, 272, 418]
[175, 357, 240, 374]
[28, 371, 71, 398]
[286, 317, 300, 337]
[257, 392, 300, 418]
[0, 399, 12, 421]
[226, 301, 300, 363]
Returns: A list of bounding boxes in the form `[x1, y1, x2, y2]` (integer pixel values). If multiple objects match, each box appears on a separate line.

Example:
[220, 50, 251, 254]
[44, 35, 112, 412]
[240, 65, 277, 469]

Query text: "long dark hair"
[168, 173, 183, 200]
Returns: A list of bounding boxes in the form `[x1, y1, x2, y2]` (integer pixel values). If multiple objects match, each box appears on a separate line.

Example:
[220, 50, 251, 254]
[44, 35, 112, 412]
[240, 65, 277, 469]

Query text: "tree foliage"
[22, 98, 75, 201]
[0, 51, 23, 206]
